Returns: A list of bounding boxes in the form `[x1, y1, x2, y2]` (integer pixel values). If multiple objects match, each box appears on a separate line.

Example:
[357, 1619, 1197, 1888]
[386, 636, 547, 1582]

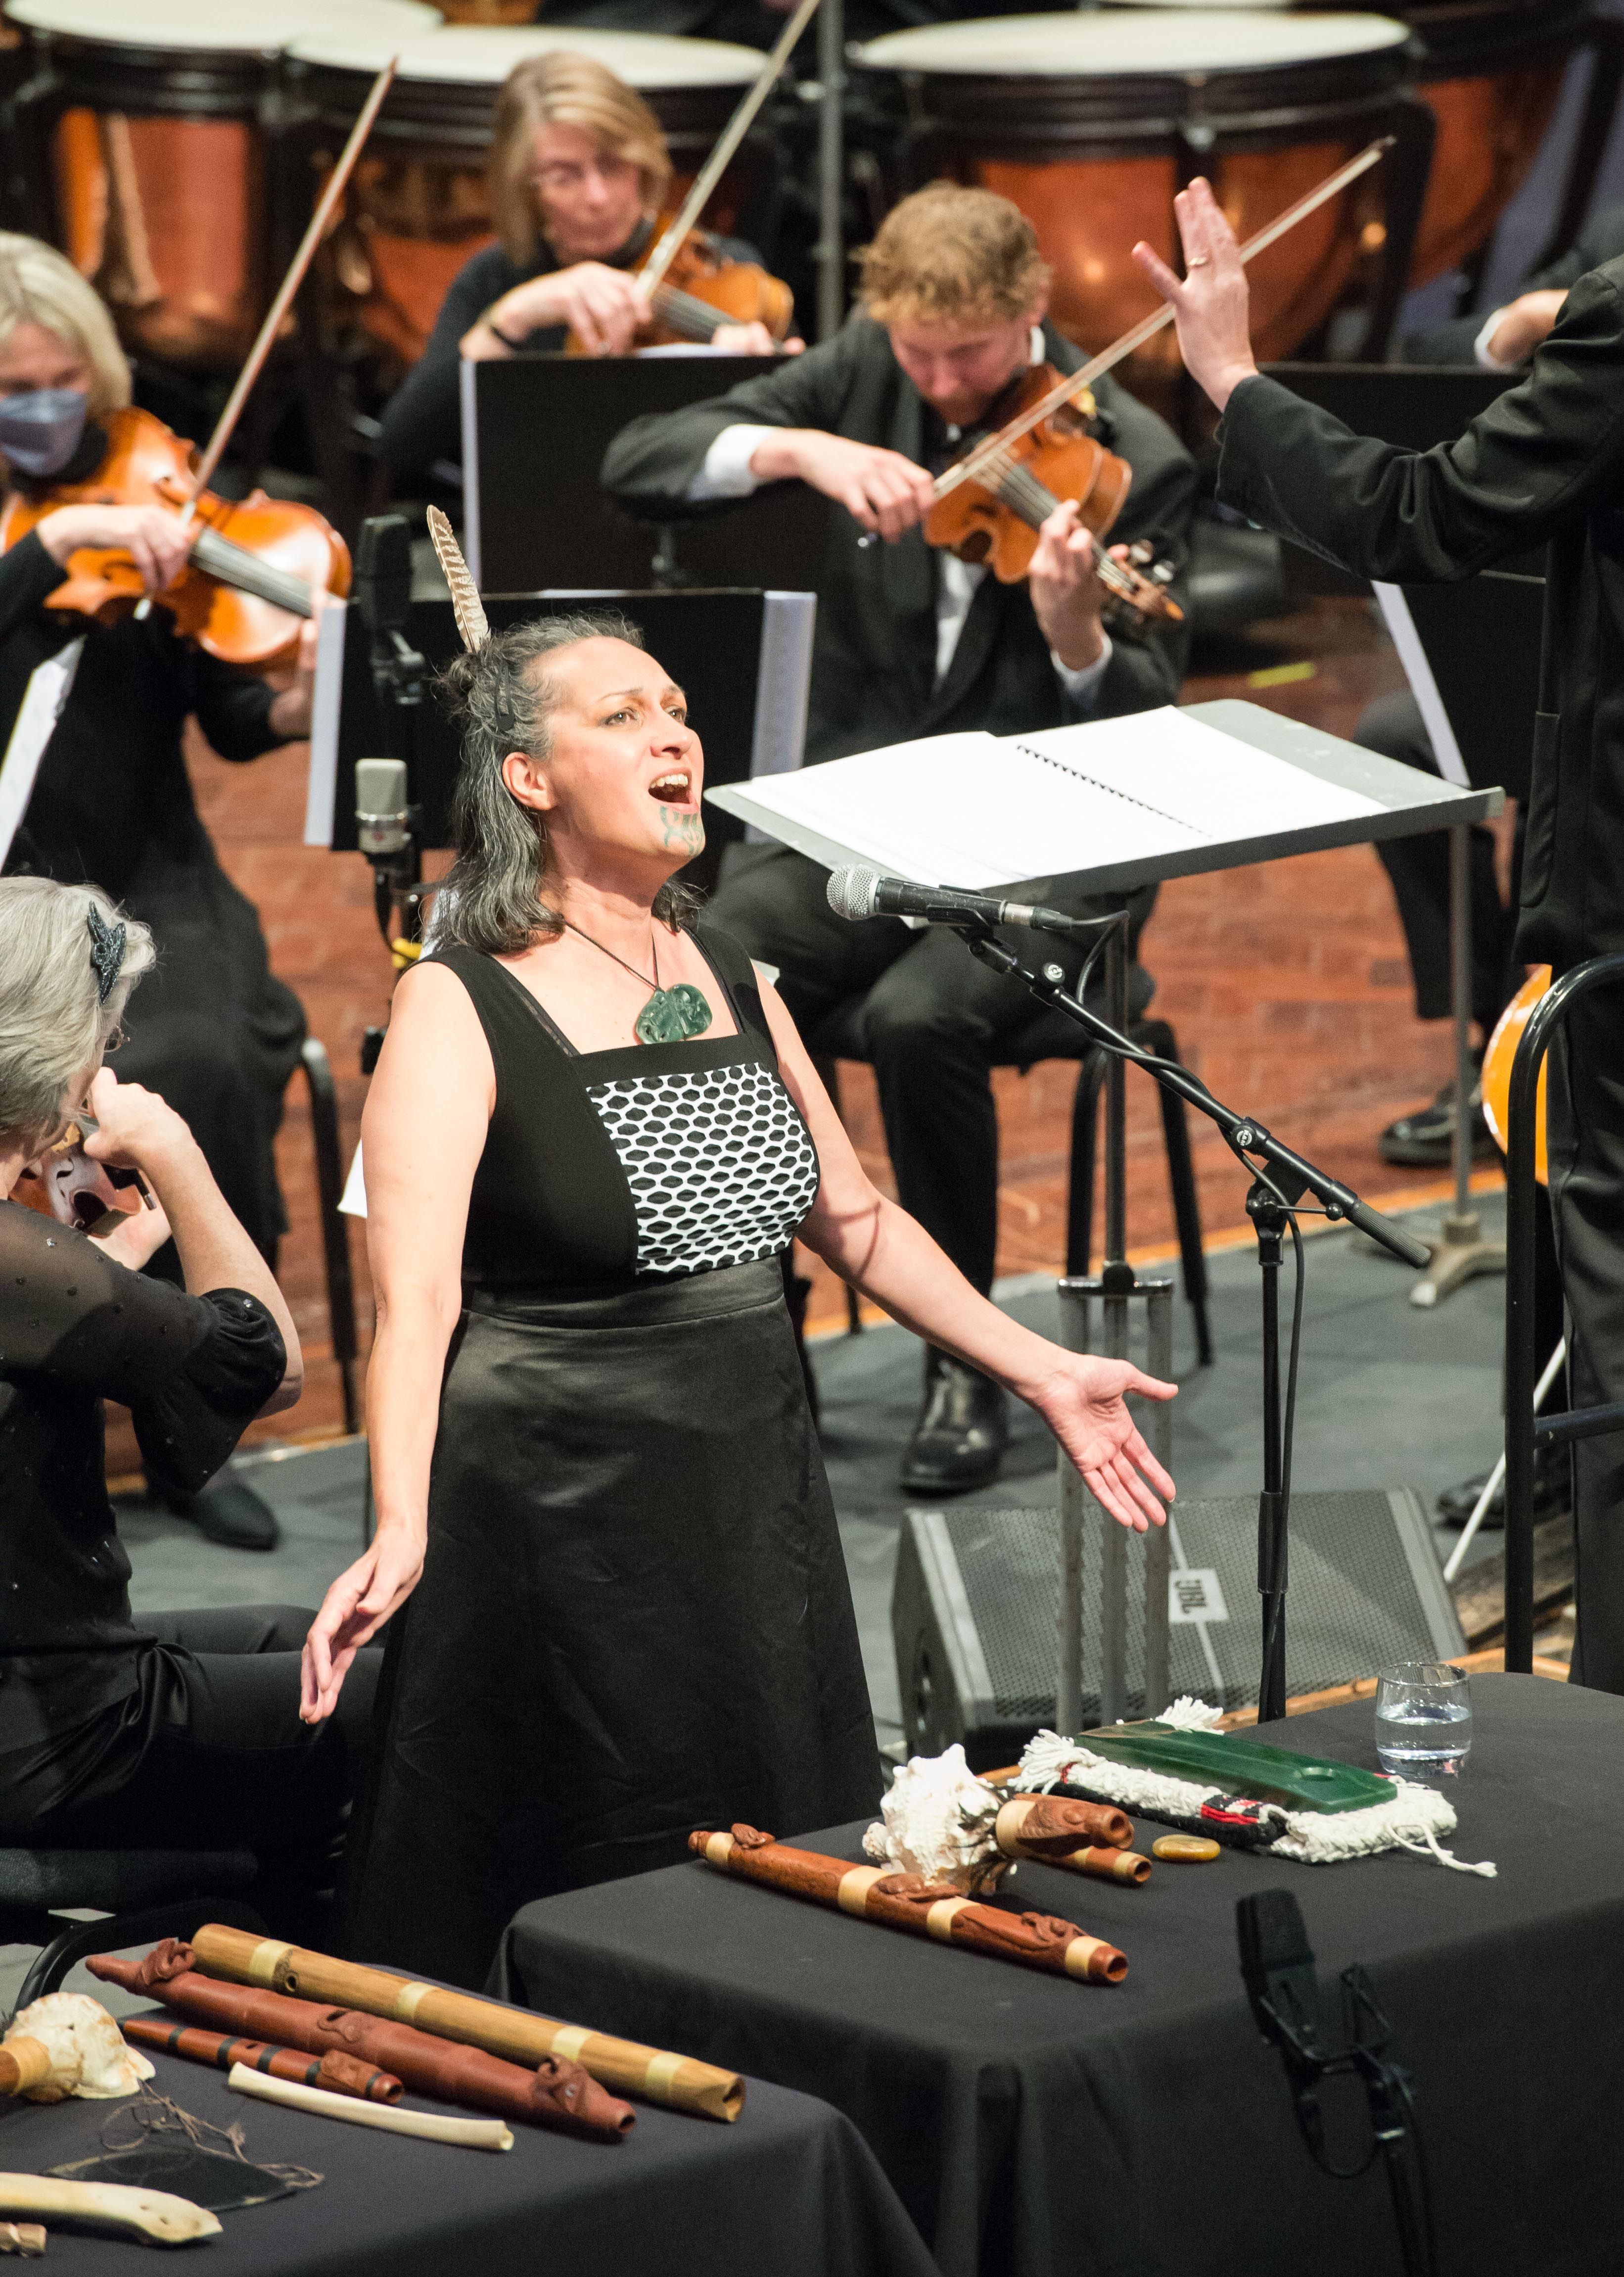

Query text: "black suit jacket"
[1218, 256, 1624, 970]
[600, 315, 1195, 763]
[1402, 203, 1624, 366]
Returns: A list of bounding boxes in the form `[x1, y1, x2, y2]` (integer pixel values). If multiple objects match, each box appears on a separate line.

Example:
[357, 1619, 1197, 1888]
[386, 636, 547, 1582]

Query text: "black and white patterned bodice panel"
[582, 1058, 820, 1277]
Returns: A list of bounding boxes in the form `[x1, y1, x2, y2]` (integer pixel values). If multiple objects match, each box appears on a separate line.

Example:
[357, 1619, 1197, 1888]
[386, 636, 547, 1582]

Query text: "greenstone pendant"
[634, 983, 713, 1046]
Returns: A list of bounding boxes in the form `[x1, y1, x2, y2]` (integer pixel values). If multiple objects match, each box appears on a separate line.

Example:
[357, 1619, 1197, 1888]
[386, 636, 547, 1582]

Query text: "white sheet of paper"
[721, 707, 1386, 889]
[0, 637, 84, 868]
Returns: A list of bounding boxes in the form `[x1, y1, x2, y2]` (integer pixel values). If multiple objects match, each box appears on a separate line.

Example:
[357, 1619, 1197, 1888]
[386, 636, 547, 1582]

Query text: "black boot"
[900, 1351, 1008, 1494]
[1437, 1441, 1571, 1532]
[1379, 1078, 1497, 1169]
[153, 1470, 280, 1552]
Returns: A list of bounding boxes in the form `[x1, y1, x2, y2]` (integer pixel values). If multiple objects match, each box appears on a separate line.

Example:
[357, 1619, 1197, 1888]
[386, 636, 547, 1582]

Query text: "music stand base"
[1409, 1212, 1506, 1310]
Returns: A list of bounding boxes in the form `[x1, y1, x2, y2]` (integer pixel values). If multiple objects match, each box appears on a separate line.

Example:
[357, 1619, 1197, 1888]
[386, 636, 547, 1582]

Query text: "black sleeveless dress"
[347, 924, 880, 1987]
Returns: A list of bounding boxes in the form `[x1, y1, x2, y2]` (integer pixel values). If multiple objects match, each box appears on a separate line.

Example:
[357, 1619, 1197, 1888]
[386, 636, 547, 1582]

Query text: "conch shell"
[4, 1994, 153, 2101]
[863, 1744, 1008, 1895]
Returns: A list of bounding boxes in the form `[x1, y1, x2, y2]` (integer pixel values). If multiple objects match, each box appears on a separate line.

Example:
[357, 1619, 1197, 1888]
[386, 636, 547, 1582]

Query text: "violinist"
[0, 233, 321, 1553]
[602, 183, 1194, 1493]
[379, 51, 798, 486]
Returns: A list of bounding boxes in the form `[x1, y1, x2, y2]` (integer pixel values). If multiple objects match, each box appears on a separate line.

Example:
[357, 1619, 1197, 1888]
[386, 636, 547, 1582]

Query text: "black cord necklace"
[561, 916, 712, 1045]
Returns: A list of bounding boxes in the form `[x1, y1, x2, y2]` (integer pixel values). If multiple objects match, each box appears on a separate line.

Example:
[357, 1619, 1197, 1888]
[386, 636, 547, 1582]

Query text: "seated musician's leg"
[708, 842, 910, 1032]
[861, 928, 1029, 1493]
[1358, 690, 1510, 1164]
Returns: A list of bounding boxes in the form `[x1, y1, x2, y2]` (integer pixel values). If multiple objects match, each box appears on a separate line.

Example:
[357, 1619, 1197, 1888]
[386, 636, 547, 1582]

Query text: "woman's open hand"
[1131, 175, 1258, 413]
[1028, 1355, 1176, 1531]
[301, 1530, 425, 1722]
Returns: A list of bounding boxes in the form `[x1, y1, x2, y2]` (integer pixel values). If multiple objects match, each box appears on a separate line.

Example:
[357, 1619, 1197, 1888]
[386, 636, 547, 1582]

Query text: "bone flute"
[89, 1950, 634, 2140]
[0, 2178, 219, 2247]
[227, 2065, 512, 2151]
[184, 1924, 742, 2122]
[121, 2017, 402, 2103]
[692, 1826, 1127, 1984]
[992, 1796, 1151, 1883]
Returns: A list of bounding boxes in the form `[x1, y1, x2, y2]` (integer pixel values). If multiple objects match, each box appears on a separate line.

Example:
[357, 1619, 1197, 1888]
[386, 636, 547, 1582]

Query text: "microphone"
[356, 757, 411, 860]
[827, 866, 1109, 938]
[354, 512, 413, 640]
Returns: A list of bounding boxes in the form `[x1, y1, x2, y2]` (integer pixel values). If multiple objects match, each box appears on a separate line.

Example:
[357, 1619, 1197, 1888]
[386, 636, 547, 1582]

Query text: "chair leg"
[1138, 1020, 1213, 1366]
[11, 1895, 268, 2014]
[1066, 1050, 1109, 1279]
[301, 1038, 360, 1437]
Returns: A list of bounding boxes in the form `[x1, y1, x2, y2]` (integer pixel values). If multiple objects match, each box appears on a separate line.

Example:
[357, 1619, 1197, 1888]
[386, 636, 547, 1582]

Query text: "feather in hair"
[426, 506, 489, 653]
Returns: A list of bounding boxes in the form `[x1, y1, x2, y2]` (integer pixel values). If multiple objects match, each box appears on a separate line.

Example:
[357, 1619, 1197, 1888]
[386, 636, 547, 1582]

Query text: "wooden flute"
[185, 1926, 742, 2123]
[692, 1826, 1128, 1983]
[121, 2017, 402, 2103]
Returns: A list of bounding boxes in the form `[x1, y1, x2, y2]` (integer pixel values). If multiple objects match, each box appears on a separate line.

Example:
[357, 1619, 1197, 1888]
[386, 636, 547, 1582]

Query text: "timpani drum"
[3, 0, 441, 370]
[1099, 0, 1596, 286]
[853, 12, 1417, 372]
[281, 24, 770, 368]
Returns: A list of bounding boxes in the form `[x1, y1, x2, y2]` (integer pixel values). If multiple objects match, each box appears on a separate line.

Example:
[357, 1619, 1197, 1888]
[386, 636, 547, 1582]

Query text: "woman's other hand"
[711, 321, 804, 357]
[265, 586, 330, 742]
[1131, 175, 1258, 413]
[1027, 1354, 1176, 1531]
[301, 1531, 426, 1721]
[36, 501, 195, 594]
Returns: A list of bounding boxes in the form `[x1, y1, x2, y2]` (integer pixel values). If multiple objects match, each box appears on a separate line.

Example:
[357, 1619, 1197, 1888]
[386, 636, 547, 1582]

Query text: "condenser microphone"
[356, 757, 411, 860]
[826, 865, 1109, 939]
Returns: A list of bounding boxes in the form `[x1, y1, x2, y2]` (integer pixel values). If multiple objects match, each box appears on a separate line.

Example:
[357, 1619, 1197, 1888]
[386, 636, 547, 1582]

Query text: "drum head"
[285, 22, 764, 86]
[7, 0, 440, 51]
[854, 10, 1410, 74]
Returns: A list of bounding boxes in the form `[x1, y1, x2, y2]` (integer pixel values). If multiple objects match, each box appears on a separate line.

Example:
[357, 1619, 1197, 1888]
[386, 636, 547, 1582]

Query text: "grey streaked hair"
[0, 877, 155, 1152]
[435, 610, 701, 958]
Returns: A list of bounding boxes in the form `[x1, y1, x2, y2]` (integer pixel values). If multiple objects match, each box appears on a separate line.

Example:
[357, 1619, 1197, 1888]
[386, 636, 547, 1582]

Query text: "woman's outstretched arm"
[757, 976, 1176, 1531]
[300, 964, 492, 1721]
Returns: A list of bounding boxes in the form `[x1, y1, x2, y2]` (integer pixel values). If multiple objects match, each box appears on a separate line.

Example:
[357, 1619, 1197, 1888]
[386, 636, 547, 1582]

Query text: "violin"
[0, 405, 351, 670]
[13, 1122, 150, 1236]
[924, 366, 1182, 631]
[565, 220, 795, 356]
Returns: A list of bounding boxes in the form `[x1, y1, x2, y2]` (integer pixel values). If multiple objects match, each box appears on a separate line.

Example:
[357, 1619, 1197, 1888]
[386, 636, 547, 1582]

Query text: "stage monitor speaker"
[892, 1493, 1465, 1771]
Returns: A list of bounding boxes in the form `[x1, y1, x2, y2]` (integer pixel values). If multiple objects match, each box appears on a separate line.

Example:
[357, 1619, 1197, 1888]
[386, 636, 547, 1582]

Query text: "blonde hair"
[0, 234, 130, 421]
[0, 878, 155, 1154]
[489, 53, 671, 270]
[860, 183, 1051, 328]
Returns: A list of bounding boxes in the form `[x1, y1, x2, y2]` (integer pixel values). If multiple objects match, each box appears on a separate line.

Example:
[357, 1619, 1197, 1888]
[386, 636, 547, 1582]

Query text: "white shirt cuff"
[1474, 309, 1524, 371]
[686, 424, 781, 502]
[1052, 634, 1113, 709]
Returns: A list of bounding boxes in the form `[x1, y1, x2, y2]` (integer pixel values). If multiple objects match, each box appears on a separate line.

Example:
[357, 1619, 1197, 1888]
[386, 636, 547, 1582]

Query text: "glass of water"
[1374, 1661, 1472, 1777]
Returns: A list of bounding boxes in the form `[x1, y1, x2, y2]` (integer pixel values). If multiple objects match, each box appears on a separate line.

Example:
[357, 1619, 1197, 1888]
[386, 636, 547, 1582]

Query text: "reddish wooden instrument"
[121, 2017, 403, 2105]
[0, 406, 350, 670]
[924, 364, 1179, 628]
[564, 219, 794, 355]
[12, 1121, 145, 1235]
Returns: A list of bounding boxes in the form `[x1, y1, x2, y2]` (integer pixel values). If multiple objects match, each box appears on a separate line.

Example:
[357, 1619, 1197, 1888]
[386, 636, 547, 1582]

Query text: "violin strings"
[650, 284, 727, 340]
[187, 528, 312, 618]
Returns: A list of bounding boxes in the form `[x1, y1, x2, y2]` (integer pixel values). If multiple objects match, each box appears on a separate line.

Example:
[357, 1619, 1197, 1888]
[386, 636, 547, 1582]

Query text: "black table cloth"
[0, 2029, 940, 2275]
[496, 1674, 1624, 2277]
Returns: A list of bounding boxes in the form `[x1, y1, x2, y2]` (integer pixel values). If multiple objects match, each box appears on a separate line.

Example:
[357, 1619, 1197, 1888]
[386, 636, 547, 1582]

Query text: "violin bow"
[638, 0, 821, 303]
[181, 57, 400, 515]
[933, 134, 1395, 507]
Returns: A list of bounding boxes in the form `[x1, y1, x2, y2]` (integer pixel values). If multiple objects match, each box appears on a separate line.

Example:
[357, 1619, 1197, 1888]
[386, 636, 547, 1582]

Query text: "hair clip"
[86, 904, 127, 1006]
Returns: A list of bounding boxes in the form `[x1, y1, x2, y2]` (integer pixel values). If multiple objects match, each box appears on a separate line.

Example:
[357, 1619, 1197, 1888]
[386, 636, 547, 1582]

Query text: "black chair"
[805, 966, 1212, 1365]
[0, 1850, 266, 2015]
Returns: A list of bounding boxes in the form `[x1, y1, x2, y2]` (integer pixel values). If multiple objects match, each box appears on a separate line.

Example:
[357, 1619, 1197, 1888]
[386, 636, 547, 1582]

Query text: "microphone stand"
[951, 919, 1429, 1724]
[353, 514, 429, 1073]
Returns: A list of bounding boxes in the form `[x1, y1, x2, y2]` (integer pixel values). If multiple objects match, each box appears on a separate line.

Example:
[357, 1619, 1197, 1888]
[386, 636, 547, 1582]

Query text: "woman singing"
[303, 611, 1176, 1986]
[0, 878, 376, 1936]
[0, 233, 319, 1550]
[379, 50, 795, 484]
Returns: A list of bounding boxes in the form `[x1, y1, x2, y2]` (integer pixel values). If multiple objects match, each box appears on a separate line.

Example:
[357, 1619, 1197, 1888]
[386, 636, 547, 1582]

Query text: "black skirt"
[347, 1260, 880, 1988]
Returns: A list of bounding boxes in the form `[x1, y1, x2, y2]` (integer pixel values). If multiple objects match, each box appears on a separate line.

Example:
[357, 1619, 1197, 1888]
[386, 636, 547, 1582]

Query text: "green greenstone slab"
[1077, 1721, 1397, 1813]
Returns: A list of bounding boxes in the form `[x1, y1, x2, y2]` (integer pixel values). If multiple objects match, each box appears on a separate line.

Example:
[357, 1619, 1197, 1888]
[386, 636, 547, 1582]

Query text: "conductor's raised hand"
[300, 1531, 425, 1722]
[1131, 176, 1258, 413]
[1029, 1354, 1176, 1532]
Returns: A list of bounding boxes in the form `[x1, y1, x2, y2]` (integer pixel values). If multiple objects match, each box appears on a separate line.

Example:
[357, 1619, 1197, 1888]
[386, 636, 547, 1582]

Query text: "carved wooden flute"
[993, 1795, 1152, 1884]
[692, 1826, 1128, 1983]
[186, 1925, 743, 2122]
[121, 2017, 402, 2103]
[91, 1951, 634, 2140]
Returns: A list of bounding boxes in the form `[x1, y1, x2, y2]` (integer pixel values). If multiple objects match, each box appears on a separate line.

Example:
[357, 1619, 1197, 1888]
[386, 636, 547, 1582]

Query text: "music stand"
[461, 354, 832, 594]
[306, 586, 815, 903]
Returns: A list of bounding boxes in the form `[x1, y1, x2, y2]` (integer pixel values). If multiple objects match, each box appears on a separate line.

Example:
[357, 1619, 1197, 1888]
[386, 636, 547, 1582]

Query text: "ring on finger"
[1186, 255, 1211, 269]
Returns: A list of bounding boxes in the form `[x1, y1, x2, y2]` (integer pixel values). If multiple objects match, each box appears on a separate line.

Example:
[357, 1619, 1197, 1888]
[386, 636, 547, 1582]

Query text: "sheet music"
[718, 707, 1385, 889]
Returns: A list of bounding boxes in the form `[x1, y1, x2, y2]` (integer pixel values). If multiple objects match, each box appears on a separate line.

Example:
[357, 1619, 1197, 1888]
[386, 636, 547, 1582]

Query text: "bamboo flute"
[692, 1826, 1127, 1984]
[184, 1926, 742, 2122]
[90, 1951, 635, 2141]
[121, 2017, 402, 2104]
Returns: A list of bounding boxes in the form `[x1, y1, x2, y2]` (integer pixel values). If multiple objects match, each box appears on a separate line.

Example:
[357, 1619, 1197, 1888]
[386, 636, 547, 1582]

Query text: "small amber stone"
[1152, 1835, 1221, 1862]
